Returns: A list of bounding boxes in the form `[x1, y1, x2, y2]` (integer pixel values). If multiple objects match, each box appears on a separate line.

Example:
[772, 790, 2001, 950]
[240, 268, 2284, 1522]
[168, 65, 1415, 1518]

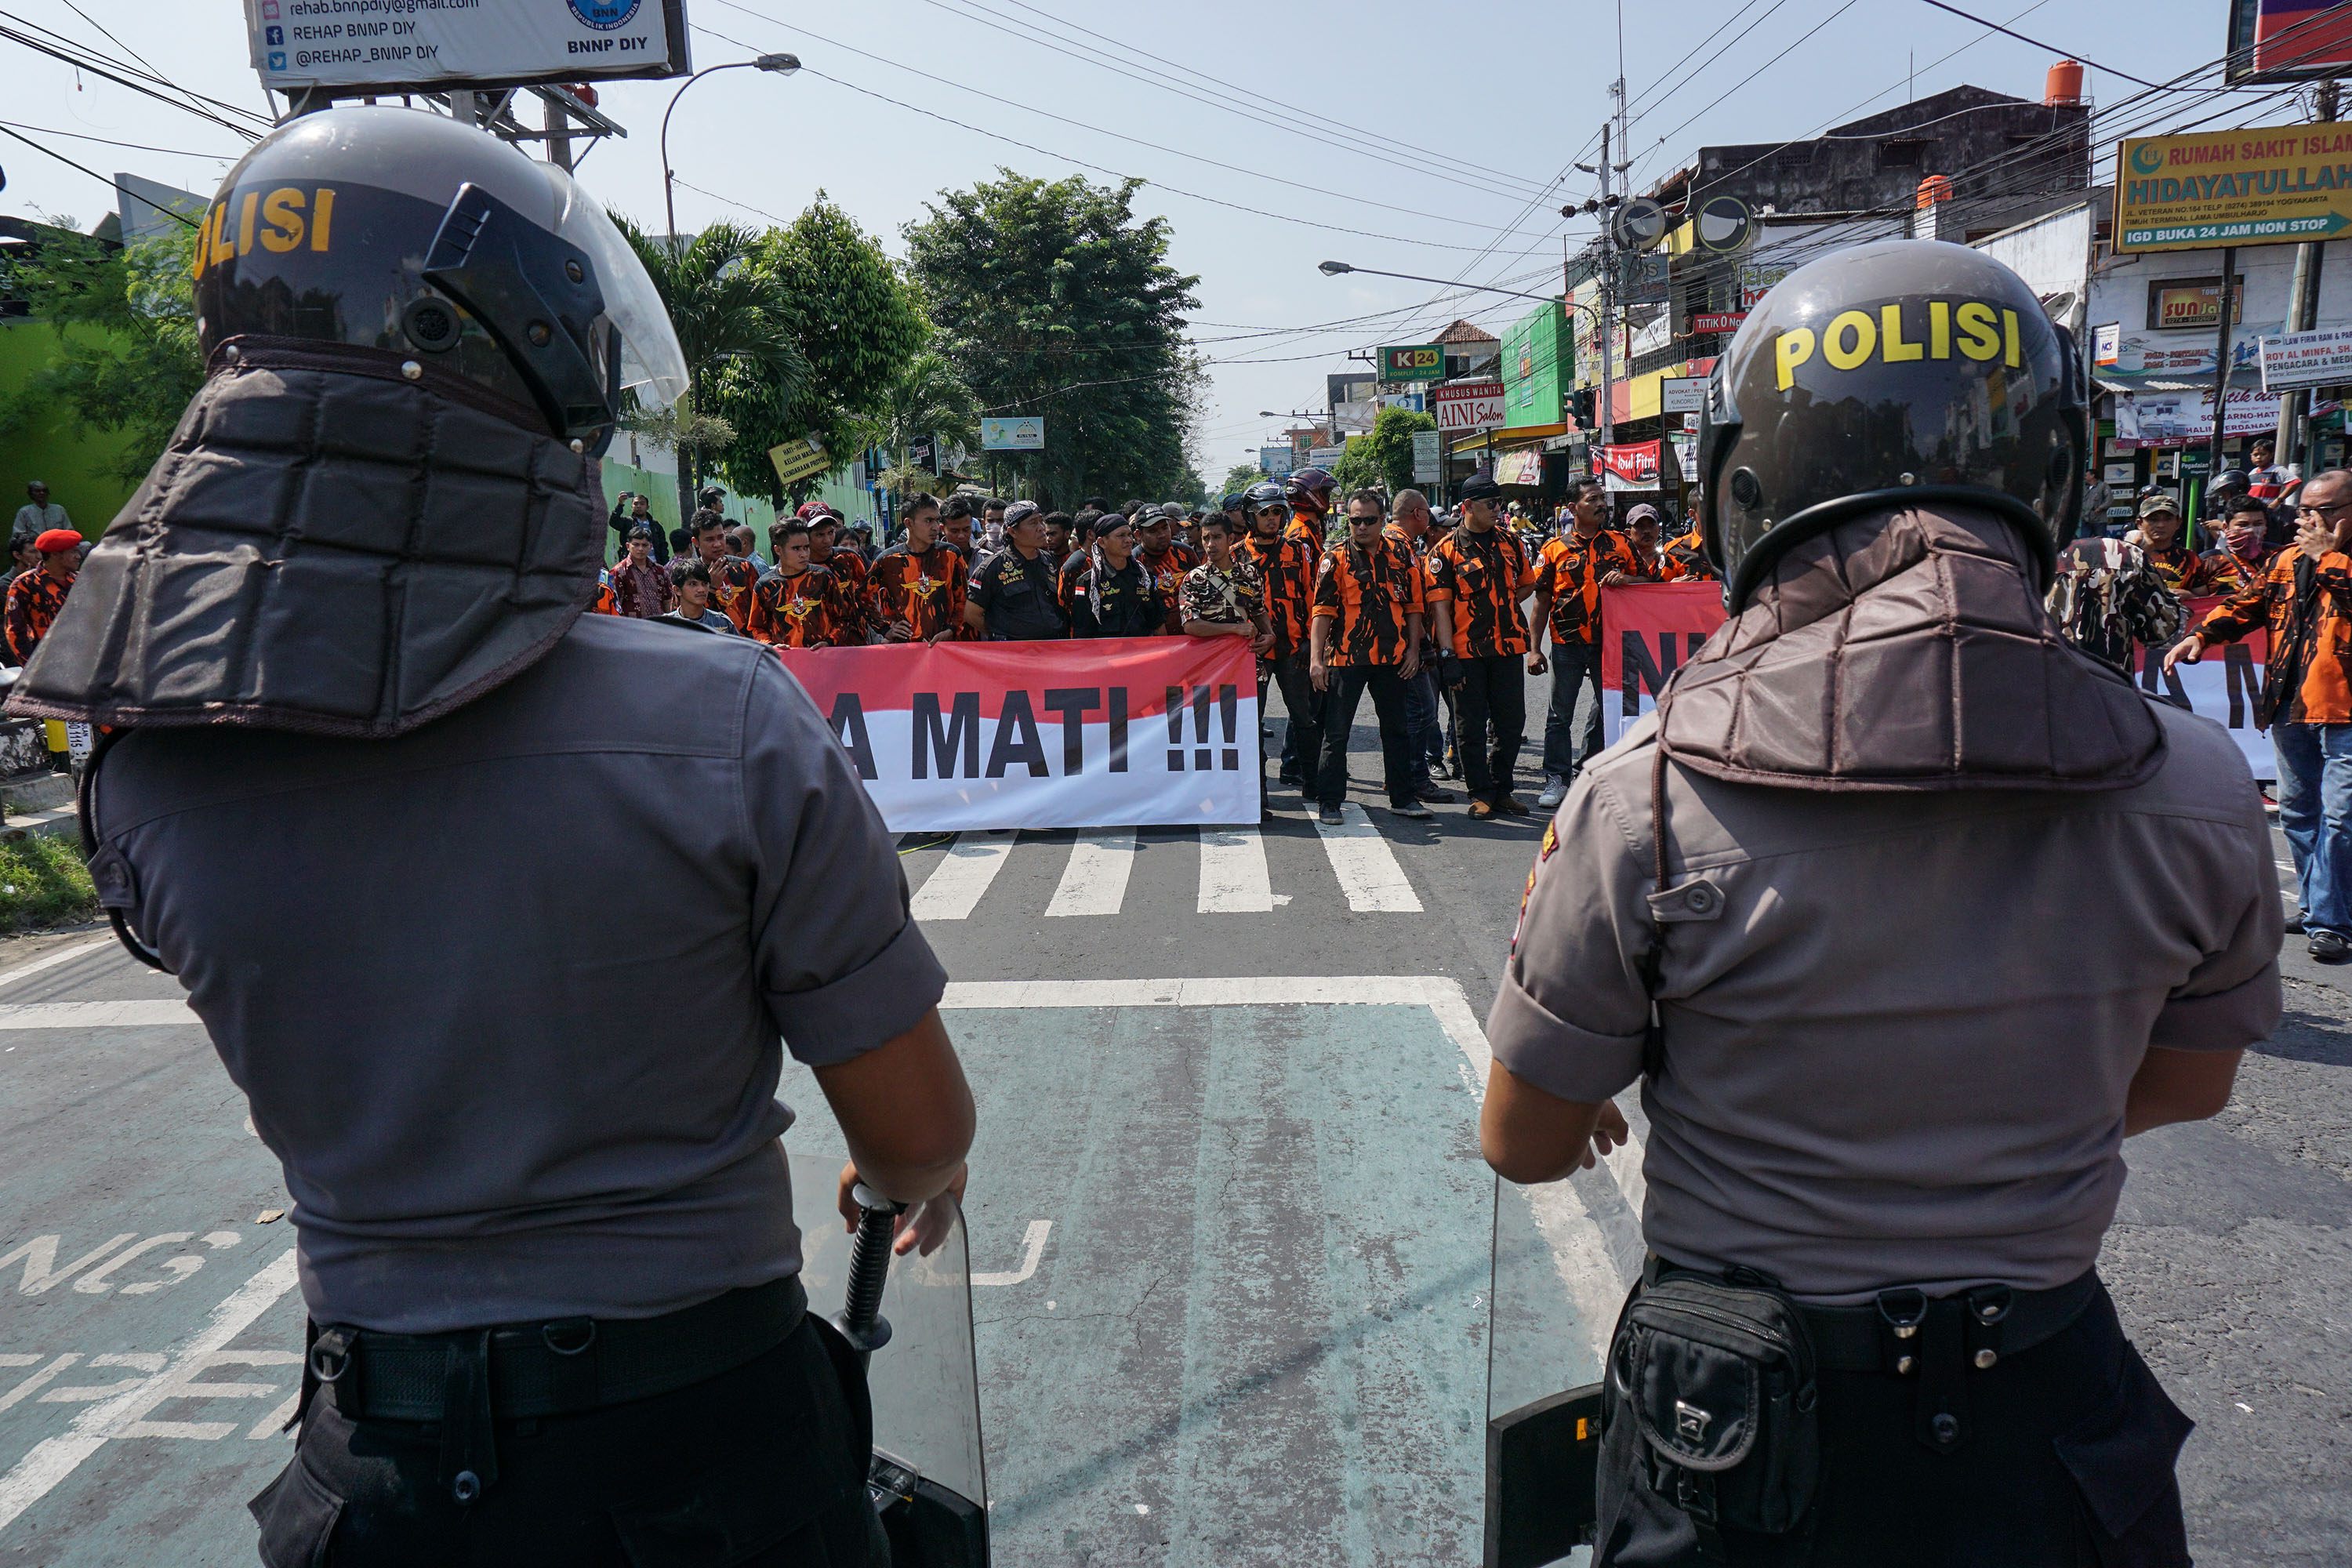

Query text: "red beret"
[34, 529, 82, 555]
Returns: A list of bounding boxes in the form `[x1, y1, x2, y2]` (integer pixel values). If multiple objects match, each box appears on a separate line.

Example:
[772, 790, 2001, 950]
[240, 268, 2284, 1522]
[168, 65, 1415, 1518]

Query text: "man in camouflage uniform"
[2044, 532, 2181, 673]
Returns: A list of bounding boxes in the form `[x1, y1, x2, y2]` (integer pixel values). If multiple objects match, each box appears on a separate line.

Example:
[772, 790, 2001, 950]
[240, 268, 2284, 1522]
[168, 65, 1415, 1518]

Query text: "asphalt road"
[0, 670, 2345, 1566]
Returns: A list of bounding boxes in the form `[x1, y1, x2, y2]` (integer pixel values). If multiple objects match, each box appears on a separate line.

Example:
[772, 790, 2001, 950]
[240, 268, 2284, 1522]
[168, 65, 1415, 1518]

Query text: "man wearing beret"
[3, 529, 82, 666]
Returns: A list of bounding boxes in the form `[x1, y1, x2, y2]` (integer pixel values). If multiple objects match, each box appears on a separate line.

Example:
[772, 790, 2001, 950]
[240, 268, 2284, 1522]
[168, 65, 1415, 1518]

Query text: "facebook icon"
[266, 25, 283, 43]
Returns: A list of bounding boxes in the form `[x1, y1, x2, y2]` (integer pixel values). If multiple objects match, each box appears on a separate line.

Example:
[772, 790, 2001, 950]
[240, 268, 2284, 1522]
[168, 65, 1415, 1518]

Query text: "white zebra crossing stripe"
[1197, 826, 1276, 913]
[909, 833, 1017, 922]
[1312, 803, 1422, 913]
[1046, 832, 1137, 918]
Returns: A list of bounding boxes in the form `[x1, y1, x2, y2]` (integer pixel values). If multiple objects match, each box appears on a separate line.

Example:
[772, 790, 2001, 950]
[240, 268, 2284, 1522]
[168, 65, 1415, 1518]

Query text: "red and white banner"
[776, 638, 1261, 832]
[1598, 585, 2274, 779]
[1598, 440, 1664, 492]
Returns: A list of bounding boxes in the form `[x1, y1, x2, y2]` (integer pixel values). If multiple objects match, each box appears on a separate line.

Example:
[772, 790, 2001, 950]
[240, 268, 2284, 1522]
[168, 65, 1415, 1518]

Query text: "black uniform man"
[9, 107, 974, 1568]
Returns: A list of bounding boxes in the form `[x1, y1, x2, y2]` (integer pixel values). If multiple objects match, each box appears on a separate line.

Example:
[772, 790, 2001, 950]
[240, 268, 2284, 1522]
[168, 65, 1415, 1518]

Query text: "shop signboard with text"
[2112, 387, 2285, 448]
[1598, 440, 1664, 492]
[980, 416, 1044, 452]
[244, 0, 689, 93]
[1377, 344, 1447, 383]
[1432, 379, 1506, 434]
[1502, 302, 1570, 428]
[2114, 122, 2352, 252]
[2259, 325, 2352, 390]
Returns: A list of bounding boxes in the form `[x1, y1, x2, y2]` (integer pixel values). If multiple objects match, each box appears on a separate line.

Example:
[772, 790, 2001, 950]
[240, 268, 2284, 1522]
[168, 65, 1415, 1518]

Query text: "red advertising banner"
[1596, 584, 2274, 779]
[1598, 440, 1664, 492]
[777, 637, 1260, 831]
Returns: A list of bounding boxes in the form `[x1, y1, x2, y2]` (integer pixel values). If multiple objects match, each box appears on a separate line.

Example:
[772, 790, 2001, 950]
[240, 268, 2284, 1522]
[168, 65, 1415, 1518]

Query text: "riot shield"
[1486, 1174, 1612, 1568]
[793, 1153, 989, 1568]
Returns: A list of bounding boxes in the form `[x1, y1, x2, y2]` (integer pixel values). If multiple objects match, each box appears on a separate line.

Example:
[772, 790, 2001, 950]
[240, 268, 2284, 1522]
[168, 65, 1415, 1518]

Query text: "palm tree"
[614, 217, 811, 525]
[872, 346, 980, 504]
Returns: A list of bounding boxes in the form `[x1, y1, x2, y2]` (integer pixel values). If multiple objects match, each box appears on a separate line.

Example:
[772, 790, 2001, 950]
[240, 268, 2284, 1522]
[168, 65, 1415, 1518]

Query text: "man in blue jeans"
[2169, 467, 2352, 961]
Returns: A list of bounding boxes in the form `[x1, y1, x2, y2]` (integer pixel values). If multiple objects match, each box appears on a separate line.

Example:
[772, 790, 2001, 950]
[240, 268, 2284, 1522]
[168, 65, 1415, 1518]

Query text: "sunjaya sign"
[2114, 122, 2352, 252]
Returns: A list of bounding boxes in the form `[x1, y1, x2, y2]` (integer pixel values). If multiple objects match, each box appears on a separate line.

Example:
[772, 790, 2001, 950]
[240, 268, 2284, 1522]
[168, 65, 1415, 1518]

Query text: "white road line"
[0, 938, 114, 995]
[972, 1220, 1053, 1287]
[1196, 826, 1275, 913]
[0, 1249, 297, 1535]
[0, 1000, 195, 1030]
[1045, 832, 1136, 918]
[908, 832, 1017, 922]
[1311, 802, 1423, 913]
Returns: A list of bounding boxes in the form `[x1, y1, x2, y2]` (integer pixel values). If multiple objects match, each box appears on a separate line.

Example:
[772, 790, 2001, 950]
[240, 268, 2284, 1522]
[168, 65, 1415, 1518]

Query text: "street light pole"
[661, 53, 799, 241]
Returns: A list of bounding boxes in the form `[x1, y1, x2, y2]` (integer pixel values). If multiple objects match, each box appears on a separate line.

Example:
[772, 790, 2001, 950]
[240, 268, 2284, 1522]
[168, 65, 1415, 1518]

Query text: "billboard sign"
[2226, 0, 2352, 83]
[1260, 445, 1296, 477]
[2092, 321, 2122, 366]
[2114, 122, 2352, 251]
[2112, 387, 2285, 448]
[245, 0, 689, 93]
[981, 416, 1044, 451]
[1599, 440, 1664, 492]
[1432, 379, 1507, 434]
[1502, 303, 1570, 428]
[1659, 376, 1708, 416]
[1411, 429, 1443, 483]
[2259, 323, 2352, 388]
[1377, 343, 1446, 382]
[1690, 311, 1747, 335]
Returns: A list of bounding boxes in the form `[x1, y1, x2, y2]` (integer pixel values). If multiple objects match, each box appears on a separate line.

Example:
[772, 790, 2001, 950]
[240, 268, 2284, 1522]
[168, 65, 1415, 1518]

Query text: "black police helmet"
[1698, 239, 2086, 612]
[194, 106, 685, 451]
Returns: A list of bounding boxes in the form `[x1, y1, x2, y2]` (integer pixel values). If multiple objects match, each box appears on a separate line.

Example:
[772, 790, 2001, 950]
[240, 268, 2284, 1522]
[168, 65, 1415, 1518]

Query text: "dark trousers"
[1317, 663, 1415, 809]
[1456, 654, 1528, 802]
[1260, 651, 1323, 797]
[250, 1316, 884, 1567]
[1402, 666, 1445, 788]
[1541, 639, 1607, 780]
[1595, 1279, 2191, 1567]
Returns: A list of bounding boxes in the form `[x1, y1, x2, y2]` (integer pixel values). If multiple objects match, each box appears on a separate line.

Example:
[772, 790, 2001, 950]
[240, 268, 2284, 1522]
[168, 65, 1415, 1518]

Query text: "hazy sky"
[2, 1, 2307, 482]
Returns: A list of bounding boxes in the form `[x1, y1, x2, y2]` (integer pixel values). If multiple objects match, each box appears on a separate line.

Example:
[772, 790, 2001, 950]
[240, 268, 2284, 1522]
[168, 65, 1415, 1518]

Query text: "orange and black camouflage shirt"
[2143, 540, 2209, 597]
[1534, 526, 1642, 646]
[2197, 543, 2276, 600]
[2, 569, 69, 665]
[1137, 540, 1201, 633]
[813, 546, 869, 638]
[1312, 538, 1425, 668]
[1661, 528, 1717, 583]
[866, 543, 967, 643]
[706, 554, 762, 633]
[1425, 526, 1538, 659]
[2197, 543, 2352, 724]
[746, 565, 849, 648]
[1240, 530, 1316, 660]
[1286, 506, 1327, 563]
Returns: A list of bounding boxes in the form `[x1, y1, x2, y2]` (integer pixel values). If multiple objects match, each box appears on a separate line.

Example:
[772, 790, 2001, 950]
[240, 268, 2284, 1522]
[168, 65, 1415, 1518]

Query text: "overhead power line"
[0, 122, 203, 227]
[1912, 0, 2163, 89]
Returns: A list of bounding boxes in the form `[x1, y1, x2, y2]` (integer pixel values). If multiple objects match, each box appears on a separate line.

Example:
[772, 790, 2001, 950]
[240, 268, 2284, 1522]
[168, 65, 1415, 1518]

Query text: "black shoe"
[2310, 930, 2350, 963]
[1415, 785, 1454, 804]
[1317, 805, 1344, 826]
[1390, 800, 1434, 819]
[2285, 911, 2306, 934]
[1278, 771, 1303, 787]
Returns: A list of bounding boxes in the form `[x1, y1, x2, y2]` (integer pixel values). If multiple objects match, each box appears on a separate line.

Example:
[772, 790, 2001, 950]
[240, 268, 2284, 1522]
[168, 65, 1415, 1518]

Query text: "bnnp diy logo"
[568, 0, 643, 29]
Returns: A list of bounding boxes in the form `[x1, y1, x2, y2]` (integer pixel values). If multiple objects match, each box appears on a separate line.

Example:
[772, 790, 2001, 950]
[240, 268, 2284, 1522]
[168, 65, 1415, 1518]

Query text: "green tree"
[616, 217, 811, 524]
[869, 345, 980, 504]
[730, 197, 927, 506]
[0, 221, 204, 485]
[1333, 405, 1437, 497]
[905, 173, 1200, 508]
[1220, 463, 1267, 497]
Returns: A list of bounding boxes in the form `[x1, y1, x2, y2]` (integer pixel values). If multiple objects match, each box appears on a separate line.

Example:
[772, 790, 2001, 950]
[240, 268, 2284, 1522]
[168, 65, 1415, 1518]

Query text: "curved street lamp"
[662, 53, 800, 240]
[1316, 260, 1601, 324]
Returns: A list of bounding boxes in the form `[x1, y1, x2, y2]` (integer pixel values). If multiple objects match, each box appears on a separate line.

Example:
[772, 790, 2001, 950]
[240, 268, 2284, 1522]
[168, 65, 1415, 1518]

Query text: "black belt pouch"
[1609, 1272, 1821, 1537]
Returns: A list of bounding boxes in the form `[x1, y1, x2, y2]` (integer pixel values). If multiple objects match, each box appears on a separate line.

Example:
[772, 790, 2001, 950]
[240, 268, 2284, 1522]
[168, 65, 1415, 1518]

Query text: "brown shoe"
[1494, 794, 1530, 815]
[1468, 798, 1498, 819]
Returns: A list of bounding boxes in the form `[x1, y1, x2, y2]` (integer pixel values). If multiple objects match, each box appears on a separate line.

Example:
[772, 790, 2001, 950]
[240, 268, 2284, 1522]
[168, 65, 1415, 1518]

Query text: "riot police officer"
[1482, 241, 2279, 1564]
[9, 107, 975, 1566]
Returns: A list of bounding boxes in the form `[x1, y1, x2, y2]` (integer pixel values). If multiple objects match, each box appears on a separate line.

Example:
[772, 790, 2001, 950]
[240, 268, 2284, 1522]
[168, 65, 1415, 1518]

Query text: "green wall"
[0, 321, 144, 538]
[1502, 302, 1570, 430]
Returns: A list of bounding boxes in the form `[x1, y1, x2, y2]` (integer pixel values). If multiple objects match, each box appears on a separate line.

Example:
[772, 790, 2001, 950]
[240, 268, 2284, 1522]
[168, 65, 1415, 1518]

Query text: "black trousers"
[251, 1316, 886, 1567]
[1260, 651, 1323, 797]
[1454, 654, 1528, 803]
[1541, 639, 1607, 780]
[1316, 663, 1415, 809]
[1595, 1279, 2192, 1567]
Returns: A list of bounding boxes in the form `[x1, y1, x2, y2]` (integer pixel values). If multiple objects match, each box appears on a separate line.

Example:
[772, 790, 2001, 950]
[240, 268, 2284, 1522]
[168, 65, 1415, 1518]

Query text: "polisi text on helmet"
[191, 186, 338, 277]
[1773, 300, 2025, 390]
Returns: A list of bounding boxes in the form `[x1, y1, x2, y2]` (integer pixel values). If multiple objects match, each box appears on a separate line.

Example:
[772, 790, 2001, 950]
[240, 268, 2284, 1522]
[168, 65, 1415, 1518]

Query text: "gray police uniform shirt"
[90, 614, 945, 1333]
[1491, 503, 2283, 1305]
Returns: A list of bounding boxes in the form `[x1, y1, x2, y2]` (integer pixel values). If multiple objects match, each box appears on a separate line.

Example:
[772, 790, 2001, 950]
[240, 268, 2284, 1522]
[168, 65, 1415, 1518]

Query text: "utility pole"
[1598, 100, 1619, 452]
[2206, 244, 2237, 503]
[2277, 77, 2339, 470]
